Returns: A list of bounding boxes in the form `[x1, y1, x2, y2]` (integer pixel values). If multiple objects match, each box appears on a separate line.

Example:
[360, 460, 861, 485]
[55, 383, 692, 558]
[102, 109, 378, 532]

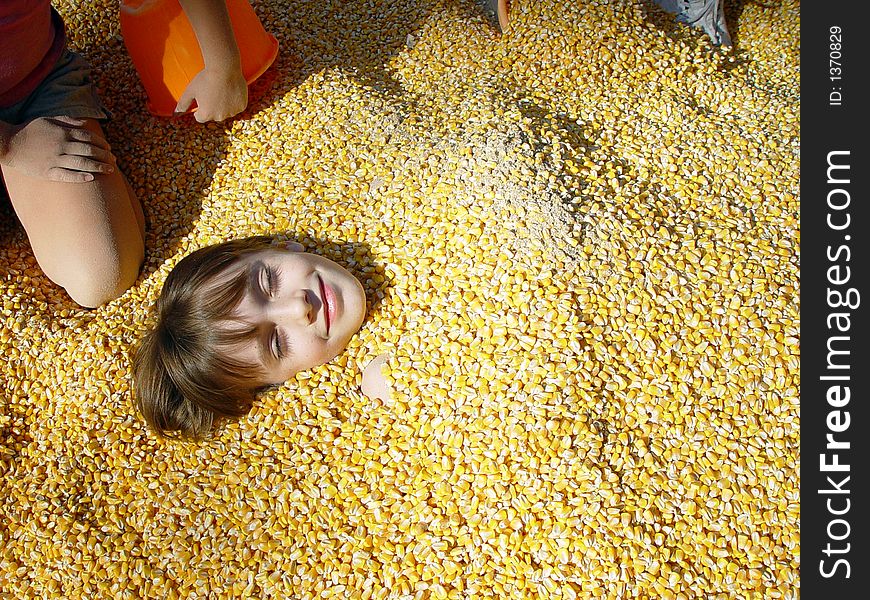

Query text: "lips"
[318, 275, 334, 335]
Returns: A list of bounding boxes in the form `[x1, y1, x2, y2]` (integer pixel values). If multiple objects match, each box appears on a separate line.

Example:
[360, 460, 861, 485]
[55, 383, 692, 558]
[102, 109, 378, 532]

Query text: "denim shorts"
[0, 49, 109, 126]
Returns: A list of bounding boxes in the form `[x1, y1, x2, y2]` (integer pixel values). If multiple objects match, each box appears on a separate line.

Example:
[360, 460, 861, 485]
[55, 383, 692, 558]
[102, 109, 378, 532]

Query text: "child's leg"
[2, 119, 145, 308]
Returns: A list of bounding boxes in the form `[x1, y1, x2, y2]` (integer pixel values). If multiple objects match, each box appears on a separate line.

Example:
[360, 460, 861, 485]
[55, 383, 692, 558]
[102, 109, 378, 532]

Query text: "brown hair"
[132, 235, 279, 439]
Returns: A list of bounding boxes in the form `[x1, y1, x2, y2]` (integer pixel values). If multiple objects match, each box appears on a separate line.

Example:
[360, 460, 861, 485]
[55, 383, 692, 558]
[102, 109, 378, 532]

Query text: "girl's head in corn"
[132, 236, 367, 439]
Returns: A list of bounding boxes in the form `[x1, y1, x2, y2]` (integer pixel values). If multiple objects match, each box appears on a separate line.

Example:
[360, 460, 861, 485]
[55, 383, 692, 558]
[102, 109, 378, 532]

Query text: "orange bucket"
[120, 0, 279, 116]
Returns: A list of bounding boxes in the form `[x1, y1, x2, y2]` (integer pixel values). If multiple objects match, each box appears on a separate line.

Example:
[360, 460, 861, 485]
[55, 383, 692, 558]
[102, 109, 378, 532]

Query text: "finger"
[46, 167, 95, 183]
[175, 87, 196, 115]
[66, 127, 110, 150]
[57, 154, 115, 174]
[64, 142, 115, 163]
[65, 143, 116, 166]
[49, 115, 87, 127]
[193, 108, 212, 123]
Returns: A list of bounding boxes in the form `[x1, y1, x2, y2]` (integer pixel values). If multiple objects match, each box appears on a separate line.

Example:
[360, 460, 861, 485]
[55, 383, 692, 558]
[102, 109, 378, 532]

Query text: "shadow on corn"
[247, 0, 503, 117]
[0, 189, 20, 244]
[129, 121, 233, 278]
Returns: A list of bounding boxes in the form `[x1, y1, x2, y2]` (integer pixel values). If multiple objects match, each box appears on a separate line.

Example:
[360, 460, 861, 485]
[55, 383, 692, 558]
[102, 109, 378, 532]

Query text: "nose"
[273, 289, 313, 326]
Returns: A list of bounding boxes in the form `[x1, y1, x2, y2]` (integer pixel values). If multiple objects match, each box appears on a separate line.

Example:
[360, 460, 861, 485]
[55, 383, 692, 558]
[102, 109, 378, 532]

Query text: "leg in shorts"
[1, 50, 145, 307]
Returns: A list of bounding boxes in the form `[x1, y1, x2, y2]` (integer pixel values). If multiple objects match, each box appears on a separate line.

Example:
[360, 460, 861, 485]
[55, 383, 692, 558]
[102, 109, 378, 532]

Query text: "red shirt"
[0, 0, 66, 107]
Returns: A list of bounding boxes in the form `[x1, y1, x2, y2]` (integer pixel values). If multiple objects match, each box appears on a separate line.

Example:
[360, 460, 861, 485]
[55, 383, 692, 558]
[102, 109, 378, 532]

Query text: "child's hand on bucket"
[175, 64, 248, 122]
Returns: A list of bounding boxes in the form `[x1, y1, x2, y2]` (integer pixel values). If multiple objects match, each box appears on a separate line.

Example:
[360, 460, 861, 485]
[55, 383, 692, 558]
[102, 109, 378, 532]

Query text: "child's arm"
[0, 117, 115, 182]
[175, 0, 248, 122]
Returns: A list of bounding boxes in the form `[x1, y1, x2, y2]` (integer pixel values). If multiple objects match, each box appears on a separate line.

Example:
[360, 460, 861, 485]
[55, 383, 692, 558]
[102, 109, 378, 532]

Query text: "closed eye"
[259, 264, 281, 298]
[257, 264, 270, 297]
[271, 326, 290, 360]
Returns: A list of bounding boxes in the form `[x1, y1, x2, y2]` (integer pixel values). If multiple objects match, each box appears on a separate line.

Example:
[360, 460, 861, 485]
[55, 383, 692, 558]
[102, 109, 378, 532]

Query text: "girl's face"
[219, 246, 367, 385]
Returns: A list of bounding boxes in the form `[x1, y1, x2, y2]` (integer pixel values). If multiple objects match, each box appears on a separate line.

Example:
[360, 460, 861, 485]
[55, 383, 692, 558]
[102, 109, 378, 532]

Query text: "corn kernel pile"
[0, 0, 799, 598]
